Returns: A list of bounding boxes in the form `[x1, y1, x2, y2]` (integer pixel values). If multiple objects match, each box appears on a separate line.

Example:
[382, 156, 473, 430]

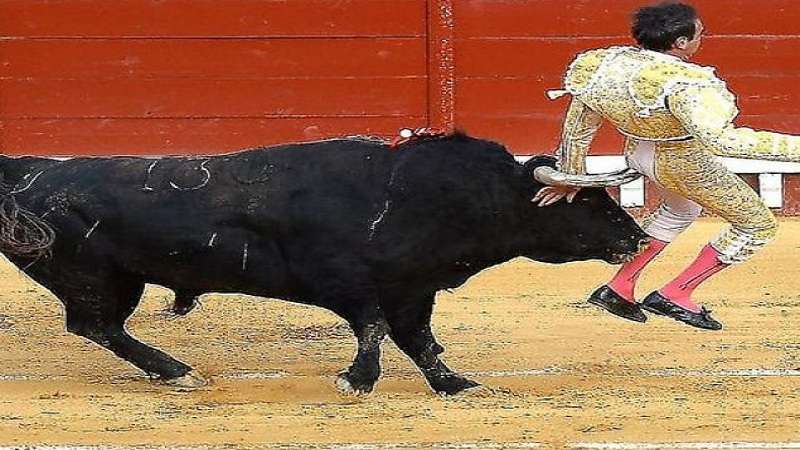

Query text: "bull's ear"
[521, 155, 557, 186]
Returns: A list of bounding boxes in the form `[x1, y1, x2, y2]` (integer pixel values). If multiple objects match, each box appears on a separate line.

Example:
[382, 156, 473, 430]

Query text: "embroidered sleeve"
[564, 49, 608, 95]
[556, 98, 603, 174]
[669, 85, 800, 161]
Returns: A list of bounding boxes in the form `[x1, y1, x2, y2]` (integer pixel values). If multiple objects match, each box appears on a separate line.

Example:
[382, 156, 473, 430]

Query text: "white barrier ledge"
[515, 155, 799, 208]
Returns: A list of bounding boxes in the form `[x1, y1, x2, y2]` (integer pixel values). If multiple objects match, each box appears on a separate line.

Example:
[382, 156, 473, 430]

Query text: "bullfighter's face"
[671, 18, 704, 61]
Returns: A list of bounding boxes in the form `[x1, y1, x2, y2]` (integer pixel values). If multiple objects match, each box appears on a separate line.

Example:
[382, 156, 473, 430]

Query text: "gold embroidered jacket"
[554, 46, 800, 174]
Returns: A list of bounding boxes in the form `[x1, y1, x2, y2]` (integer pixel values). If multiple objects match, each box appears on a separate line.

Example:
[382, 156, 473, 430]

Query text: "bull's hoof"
[172, 292, 200, 316]
[429, 374, 481, 396]
[162, 370, 209, 390]
[335, 372, 375, 396]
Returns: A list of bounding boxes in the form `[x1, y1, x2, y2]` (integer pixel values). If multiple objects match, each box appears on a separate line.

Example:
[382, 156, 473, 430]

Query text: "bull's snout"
[608, 237, 651, 264]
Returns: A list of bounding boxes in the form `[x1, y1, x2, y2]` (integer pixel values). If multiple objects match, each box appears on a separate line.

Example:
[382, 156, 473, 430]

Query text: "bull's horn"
[533, 166, 641, 187]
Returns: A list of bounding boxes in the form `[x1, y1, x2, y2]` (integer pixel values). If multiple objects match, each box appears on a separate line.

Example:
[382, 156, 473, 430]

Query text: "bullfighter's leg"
[383, 295, 479, 395]
[335, 308, 389, 396]
[55, 278, 205, 388]
[638, 143, 777, 329]
[589, 140, 703, 322]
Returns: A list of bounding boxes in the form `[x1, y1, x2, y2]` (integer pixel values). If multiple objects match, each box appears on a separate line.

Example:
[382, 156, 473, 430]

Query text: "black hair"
[632, 2, 698, 51]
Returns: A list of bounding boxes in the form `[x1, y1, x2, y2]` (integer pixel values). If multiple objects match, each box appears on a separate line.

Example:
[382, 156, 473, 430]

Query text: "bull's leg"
[172, 289, 201, 316]
[304, 262, 390, 395]
[383, 296, 480, 395]
[336, 311, 389, 395]
[57, 279, 205, 388]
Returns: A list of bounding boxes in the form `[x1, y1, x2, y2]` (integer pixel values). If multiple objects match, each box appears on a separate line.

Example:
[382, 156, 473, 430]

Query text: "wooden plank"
[728, 78, 800, 116]
[456, 0, 800, 38]
[456, 77, 800, 121]
[457, 0, 636, 38]
[456, 38, 621, 79]
[456, 77, 590, 119]
[0, 0, 426, 38]
[0, 38, 427, 79]
[456, 113, 800, 157]
[782, 175, 800, 215]
[697, 37, 800, 77]
[457, 37, 800, 79]
[455, 115, 624, 156]
[734, 115, 800, 135]
[0, 78, 427, 118]
[0, 117, 426, 156]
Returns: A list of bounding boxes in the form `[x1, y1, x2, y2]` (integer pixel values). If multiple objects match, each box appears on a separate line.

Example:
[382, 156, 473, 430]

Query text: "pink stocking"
[607, 238, 668, 302]
[659, 244, 729, 313]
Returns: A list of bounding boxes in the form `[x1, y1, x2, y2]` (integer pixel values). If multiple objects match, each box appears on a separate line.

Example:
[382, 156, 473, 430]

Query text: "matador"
[533, 2, 800, 330]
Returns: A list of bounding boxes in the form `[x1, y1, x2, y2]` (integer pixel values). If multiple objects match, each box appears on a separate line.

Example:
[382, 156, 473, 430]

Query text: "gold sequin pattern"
[670, 85, 800, 161]
[554, 46, 800, 263]
[556, 98, 602, 174]
[560, 46, 723, 147]
[653, 141, 777, 264]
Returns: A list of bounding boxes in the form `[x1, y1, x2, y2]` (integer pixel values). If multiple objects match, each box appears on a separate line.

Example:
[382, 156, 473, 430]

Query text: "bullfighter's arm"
[669, 85, 800, 162]
[556, 97, 603, 174]
[534, 97, 602, 207]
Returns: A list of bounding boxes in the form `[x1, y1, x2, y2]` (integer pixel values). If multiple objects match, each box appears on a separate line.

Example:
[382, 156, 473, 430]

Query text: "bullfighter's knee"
[712, 210, 778, 264]
[643, 202, 702, 242]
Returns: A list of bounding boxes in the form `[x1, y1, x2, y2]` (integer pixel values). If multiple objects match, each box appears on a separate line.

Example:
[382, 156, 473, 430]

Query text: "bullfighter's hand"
[532, 186, 580, 207]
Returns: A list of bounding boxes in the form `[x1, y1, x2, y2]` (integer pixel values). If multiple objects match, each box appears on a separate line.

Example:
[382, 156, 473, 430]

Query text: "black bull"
[0, 133, 646, 395]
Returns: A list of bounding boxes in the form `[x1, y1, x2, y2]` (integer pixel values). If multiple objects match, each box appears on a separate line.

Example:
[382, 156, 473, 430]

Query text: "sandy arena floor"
[2, 219, 800, 449]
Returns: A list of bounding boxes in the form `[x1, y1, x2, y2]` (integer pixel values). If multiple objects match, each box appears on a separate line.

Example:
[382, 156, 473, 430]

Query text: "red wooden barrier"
[0, 0, 428, 155]
[455, 0, 800, 155]
[0, 39, 427, 79]
[2, 0, 800, 159]
[0, 0, 425, 37]
[2, 118, 417, 156]
[456, 0, 800, 37]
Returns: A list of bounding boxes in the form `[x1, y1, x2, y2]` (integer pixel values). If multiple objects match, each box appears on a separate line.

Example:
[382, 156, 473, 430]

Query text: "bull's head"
[518, 156, 648, 264]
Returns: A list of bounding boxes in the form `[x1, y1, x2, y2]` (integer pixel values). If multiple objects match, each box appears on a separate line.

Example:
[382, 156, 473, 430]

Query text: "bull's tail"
[0, 180, 55, 261]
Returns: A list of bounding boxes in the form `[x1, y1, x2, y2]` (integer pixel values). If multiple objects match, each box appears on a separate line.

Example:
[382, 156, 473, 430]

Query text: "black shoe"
[641, 291, 723, 331]
[587, 285, 647, 323]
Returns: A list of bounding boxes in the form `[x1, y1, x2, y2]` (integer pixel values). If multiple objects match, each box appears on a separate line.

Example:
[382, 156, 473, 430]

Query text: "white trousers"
[626, 140, 703, 242]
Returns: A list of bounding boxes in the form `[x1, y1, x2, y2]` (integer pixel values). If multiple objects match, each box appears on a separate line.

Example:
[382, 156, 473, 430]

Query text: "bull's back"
[9, 140, 396, 296]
